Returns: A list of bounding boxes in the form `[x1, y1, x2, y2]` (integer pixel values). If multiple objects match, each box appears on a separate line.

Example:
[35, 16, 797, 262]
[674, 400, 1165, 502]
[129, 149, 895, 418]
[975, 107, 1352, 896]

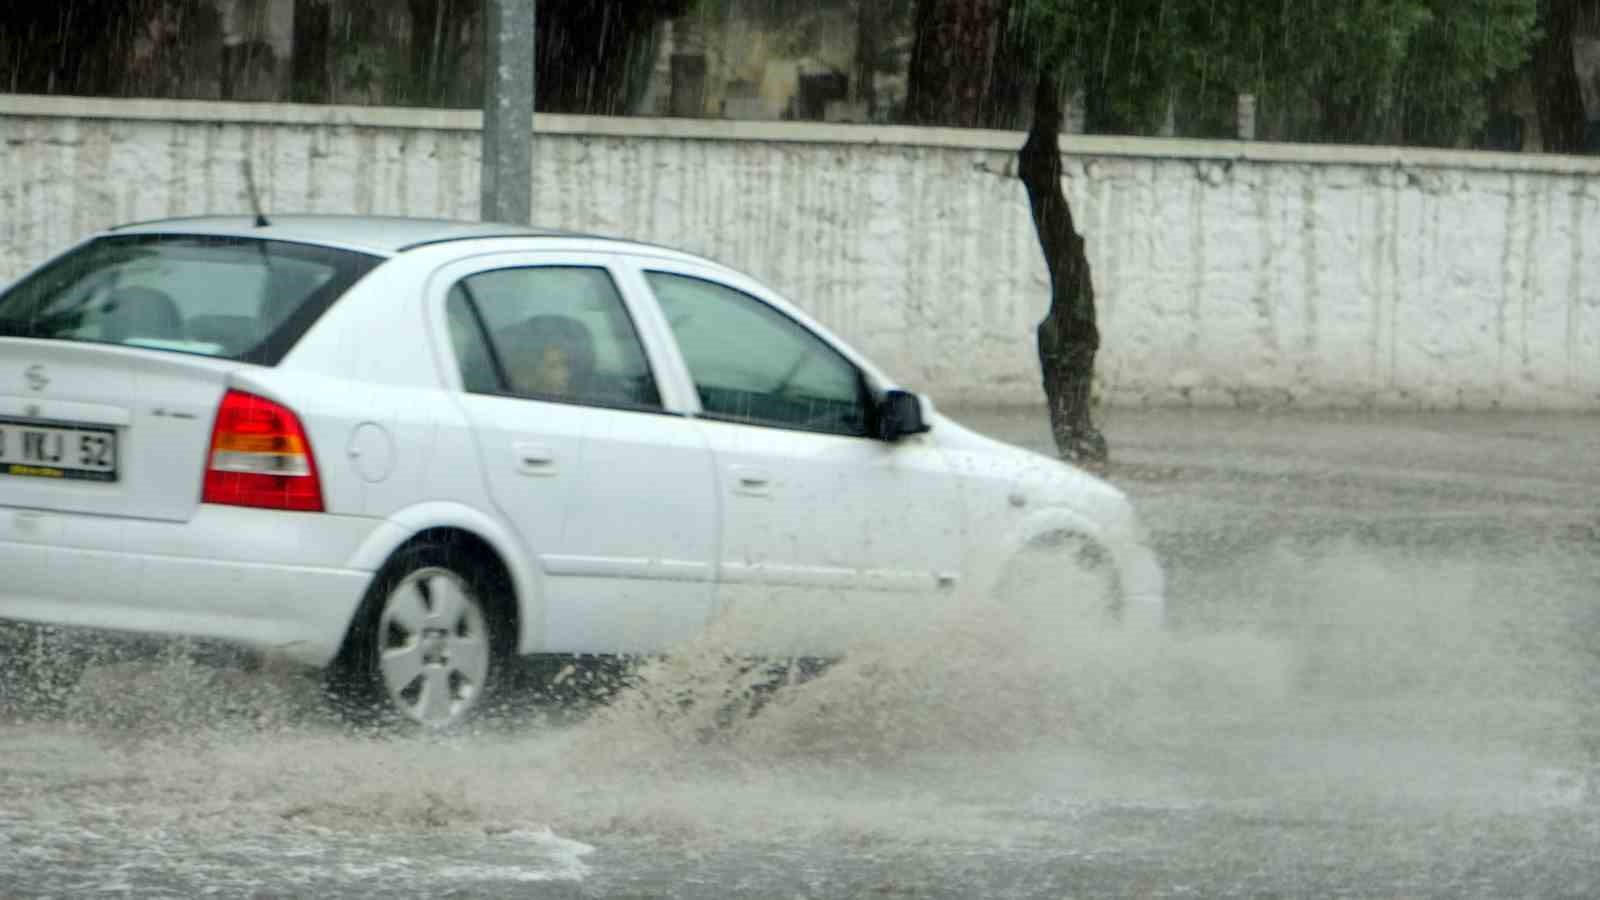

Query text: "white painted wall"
[2, 94, 1597, 410]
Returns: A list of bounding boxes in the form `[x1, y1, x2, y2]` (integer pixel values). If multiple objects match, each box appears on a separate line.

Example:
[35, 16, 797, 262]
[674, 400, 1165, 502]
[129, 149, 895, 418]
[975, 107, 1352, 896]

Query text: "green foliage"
[1393, 0, 1542, 146]
[1005, 0, 1540, 146]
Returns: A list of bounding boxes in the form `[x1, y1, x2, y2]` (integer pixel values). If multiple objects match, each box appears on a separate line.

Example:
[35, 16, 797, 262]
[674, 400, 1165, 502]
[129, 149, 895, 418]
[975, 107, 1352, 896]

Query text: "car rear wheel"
[328, 544, 509, 731]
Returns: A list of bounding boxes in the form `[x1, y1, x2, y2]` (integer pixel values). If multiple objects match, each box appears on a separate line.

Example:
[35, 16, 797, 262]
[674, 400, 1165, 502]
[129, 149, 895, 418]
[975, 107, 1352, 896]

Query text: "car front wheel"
[994, 532, 1124, 627]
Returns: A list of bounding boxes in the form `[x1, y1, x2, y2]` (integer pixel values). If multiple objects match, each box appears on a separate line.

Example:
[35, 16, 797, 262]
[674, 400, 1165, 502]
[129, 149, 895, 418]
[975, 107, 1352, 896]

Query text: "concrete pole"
[1237, 93, 1258, 141]
[1065, 86, 1086, 135]
[481, 0, 536, 224]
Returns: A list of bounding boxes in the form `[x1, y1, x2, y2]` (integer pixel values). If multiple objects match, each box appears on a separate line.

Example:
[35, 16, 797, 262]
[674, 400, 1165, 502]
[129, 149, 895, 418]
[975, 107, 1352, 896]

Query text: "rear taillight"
[202, 389, 324, 512]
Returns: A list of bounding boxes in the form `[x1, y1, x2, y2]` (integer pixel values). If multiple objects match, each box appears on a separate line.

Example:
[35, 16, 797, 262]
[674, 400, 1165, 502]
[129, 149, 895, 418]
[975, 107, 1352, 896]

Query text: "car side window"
[447, 266, 662, 410]
[643, 271, 868, 437]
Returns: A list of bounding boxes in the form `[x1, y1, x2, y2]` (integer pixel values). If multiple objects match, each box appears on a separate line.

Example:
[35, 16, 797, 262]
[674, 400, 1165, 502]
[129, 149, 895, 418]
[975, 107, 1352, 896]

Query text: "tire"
[995, 532, 1123, 626]
[327, 543, 512, 731]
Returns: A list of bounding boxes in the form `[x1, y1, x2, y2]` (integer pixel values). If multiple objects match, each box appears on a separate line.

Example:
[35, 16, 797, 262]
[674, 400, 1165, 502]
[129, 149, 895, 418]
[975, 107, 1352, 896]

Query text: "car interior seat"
[99, 286, 183, 344]
[187, 315, 258, 354]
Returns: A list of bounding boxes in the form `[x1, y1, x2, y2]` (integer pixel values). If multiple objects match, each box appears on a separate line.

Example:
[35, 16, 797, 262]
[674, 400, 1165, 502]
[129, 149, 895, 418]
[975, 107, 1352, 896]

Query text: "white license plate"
[0, 419, 118, 482]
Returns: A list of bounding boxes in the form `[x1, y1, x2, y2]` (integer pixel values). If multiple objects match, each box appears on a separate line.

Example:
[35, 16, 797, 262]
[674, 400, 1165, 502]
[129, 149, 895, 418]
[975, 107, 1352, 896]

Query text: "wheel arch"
[347, 502, 544, 655]
[990, 507, 1166, 629]
[982, 508, 1123, 610]
[997, 507, 1112, 566]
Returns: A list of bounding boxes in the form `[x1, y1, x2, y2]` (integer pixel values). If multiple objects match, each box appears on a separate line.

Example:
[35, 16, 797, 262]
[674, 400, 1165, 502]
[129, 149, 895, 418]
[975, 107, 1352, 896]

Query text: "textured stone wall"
[3, 95, 1598, 410]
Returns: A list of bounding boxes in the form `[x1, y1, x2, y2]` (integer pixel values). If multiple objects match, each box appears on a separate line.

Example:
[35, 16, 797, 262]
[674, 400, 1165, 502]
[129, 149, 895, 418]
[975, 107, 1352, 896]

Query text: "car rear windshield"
[0, 234, 382, 365]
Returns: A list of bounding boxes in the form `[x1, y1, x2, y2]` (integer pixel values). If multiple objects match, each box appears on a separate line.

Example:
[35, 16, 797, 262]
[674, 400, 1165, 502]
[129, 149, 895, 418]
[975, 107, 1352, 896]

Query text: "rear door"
[433, 254, 719, 653]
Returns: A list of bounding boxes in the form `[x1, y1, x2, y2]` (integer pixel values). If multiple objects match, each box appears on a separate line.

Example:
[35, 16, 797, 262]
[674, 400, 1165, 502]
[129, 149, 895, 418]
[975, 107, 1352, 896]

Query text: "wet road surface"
[2, 406, 1597, 898]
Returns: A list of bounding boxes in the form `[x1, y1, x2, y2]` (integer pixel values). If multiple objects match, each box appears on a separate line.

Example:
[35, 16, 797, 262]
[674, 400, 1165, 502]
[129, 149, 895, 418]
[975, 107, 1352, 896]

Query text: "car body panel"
[928, 415, 1166, 627]
[686, 415, 965, 655]
[341, 501, 544, 655]
[0, 504, 379, 665]
[0, 341, 237, 521]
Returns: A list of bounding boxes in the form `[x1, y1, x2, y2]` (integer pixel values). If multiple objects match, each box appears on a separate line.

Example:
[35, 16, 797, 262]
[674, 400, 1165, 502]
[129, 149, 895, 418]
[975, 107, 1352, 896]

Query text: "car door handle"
[515, 442, 558, 476]
[731, 465, 771, 496]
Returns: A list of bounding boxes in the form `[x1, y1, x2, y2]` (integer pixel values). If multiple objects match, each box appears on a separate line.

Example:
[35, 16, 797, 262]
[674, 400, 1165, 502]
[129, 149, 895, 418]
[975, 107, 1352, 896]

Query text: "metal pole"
[481, 0, 536, 224]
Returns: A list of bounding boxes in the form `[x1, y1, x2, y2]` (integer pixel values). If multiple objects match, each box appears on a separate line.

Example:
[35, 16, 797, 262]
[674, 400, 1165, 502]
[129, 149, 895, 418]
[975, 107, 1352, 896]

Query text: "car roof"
[108, 215, 591, 255]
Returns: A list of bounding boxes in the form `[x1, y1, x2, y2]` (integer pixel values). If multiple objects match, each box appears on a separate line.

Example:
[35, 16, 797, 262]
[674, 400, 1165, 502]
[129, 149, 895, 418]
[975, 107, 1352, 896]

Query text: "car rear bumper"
[0, 504, 382, 667]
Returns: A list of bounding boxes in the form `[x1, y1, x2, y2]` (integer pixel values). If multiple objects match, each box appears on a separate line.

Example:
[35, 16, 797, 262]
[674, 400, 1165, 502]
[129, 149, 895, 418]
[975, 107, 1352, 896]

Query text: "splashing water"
[1, 538, 1592, 895]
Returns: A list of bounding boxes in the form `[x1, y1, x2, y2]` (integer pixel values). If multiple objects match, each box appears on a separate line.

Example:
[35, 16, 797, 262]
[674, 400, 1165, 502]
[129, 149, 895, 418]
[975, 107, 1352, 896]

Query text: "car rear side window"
[0, 234, 381, 365]
[447, 266, 663, 411]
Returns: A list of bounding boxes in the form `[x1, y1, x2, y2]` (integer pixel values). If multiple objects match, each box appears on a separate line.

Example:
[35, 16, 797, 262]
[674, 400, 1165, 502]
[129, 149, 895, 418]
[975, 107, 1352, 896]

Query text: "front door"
[633, 264, 963, 655]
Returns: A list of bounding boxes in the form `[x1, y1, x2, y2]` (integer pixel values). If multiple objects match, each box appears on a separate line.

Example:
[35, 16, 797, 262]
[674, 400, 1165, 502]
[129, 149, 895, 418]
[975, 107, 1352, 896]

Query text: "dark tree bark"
[398, 0, 688, 114]
[290, 0, 333, 102]
[0, 0, 220, 98]
[534, 0, 689, 115]
[903, 0, 1014, 127]
[856, 0, 882, 114]
[1018, 71, 1107, 466]
[902, 0, 1102, 460]
[855, 0, 918, 120]
[0, 2, 129, 95]
[1318, 88, 1367, 144]
[0, 0, 683, 113]
[406, 0, 479, 107]
[1534, 0, 1600, 153]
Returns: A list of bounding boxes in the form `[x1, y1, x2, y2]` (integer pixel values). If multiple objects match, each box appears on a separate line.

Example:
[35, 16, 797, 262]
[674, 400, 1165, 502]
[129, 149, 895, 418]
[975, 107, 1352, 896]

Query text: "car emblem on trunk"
[23, 364, 48, 392]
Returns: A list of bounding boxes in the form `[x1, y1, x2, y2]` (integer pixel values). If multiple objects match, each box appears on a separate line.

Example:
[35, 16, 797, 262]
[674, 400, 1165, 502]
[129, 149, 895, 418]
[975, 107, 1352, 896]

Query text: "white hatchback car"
[0, 216, 1164, 728]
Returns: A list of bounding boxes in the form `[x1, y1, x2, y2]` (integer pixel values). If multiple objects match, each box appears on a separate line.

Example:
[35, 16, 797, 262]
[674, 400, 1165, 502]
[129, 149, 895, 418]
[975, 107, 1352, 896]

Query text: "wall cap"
[6, 93, 1600, 176]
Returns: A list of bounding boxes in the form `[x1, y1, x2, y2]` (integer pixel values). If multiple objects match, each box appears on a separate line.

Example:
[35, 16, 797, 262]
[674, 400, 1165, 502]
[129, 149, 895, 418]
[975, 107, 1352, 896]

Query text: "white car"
[0, 216, 1164, 728]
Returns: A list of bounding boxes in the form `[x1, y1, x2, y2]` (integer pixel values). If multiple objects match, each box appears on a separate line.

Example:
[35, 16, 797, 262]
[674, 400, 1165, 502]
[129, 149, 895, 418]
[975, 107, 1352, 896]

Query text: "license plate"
[0, 419, 118, 482]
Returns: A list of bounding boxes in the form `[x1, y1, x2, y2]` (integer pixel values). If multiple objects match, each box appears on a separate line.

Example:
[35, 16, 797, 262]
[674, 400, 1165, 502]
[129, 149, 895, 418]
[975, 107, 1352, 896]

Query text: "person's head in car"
[503, 316, 592, 398]
[519, 342, 573, 395]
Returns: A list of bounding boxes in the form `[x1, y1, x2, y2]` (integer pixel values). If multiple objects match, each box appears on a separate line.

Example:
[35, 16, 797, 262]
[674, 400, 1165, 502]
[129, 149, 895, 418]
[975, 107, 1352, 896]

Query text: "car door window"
[644, 271, 868, 436]
[445, 284, 501, 394]
[447, 266, 662, 410]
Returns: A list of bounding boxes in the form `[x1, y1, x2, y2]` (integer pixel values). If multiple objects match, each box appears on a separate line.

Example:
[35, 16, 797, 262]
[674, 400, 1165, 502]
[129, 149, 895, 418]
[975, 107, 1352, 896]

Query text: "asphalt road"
[2, 406, 1596, 898]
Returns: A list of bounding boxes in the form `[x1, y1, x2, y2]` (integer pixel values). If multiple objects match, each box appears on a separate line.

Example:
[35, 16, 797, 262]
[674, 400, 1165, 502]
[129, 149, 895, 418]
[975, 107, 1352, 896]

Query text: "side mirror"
[877, 389, 931, 442]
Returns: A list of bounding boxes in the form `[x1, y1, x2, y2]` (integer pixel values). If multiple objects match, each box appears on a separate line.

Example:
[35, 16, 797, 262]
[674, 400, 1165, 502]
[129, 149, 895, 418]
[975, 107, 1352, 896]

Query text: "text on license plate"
[0, 419, 118, 482]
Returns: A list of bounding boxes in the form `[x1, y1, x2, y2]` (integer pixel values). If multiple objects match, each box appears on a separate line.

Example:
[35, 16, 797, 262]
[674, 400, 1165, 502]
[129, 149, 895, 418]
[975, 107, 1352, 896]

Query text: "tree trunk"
[903, 0, 1012, 127]
[0, 0, 224, 99]
[125, 0, 225, 99]
[855, 0, 881, 115]
[290, 0, 332, 102]
[406, 0, 477, 106]
[1534, 0, 1600, 154]
[1018, 70, 1107, 466]
[1317, 79, 1366, 144]
[534, 0, 691, 115]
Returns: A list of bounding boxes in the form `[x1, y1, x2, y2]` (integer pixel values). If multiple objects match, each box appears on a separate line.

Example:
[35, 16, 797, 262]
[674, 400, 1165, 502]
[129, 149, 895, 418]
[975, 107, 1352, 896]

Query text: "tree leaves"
[1005, 0, 1540, 145]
